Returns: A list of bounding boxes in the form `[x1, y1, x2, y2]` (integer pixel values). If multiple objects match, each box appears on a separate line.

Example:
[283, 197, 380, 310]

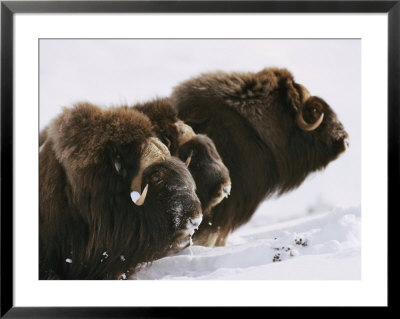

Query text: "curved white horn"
[185, 150, 193, 167]
[134, 184, 149, 206]
[131, 138, 171, 193]
[296, 85, 324, 131]
[296, 112, 324, 131]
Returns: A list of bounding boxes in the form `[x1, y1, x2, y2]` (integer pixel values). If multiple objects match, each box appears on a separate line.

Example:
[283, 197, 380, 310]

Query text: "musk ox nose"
[337, 130, 348, 140]
[188, 215, 203, 229]
[222, 184, 232, 198]
[337, 129, 349, 148]
[182, 214, 203, 238]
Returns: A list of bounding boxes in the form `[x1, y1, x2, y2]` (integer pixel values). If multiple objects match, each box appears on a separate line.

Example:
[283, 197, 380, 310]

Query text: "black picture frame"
[1, 1, 396, 317]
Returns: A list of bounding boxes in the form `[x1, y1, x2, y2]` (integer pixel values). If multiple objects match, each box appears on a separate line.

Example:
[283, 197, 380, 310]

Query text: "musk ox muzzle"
[140, 157, 203, 253]
[178, 134, 231, 213]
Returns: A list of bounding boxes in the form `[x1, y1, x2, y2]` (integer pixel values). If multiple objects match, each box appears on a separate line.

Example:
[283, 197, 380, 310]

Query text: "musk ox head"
[133, 98, 231, 213]
[141, 157, 202, 254]
[171, 67, 348, 246]
[178, 134, 231, 213]
[39, 103, 202, 279]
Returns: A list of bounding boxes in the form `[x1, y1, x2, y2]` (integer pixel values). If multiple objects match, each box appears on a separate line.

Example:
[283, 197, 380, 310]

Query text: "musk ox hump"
[47, 102, 153, 171]
[171, 68, 300, 145]
[46, 103, 175, 197]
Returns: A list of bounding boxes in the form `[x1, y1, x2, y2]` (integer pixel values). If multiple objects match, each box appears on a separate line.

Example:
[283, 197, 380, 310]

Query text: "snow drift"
[131, 205, 361, 280]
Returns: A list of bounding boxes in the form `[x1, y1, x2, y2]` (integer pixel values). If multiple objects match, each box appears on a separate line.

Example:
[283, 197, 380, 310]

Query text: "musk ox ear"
[105, 142, 126, 176]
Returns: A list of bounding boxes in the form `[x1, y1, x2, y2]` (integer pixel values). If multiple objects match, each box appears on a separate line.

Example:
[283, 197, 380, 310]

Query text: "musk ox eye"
[151, 175, 162, 185]
[297, 102, 324, 131]
[311, 107, 322, 120]
[304, 103, 322, 122]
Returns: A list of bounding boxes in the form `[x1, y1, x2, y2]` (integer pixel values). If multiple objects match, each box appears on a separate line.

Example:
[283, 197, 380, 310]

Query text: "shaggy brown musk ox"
[134, 98, 231, 214]
[171, 67, 349, 247]
[39, 103, 202, 280]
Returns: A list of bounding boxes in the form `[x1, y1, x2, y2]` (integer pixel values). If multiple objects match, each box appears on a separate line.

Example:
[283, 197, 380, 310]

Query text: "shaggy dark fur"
[39, 103, 201, 280]
[178, 134, 231, 213]
[134, 98, 181, 155]
[171, 67, 349, 247]
[134, 99, 231, 214]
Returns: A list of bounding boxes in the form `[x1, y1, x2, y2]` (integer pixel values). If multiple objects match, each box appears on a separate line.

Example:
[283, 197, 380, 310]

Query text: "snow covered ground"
[132, 203, 361, 280]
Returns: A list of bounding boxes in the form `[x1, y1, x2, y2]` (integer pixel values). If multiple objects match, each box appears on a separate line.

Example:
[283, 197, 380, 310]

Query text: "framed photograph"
[1, 0, 396, 316]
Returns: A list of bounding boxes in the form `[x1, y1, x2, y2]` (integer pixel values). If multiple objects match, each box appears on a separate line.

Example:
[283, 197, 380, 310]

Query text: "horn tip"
[134, 184, 149, 206]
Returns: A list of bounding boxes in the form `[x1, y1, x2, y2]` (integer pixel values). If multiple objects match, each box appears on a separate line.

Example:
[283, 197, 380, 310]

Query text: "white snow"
[131, 203, 361, 280]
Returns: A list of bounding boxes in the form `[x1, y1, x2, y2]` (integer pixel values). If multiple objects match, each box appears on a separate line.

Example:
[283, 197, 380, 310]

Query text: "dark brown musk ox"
[171, 67, 349, 247]
[39, 103, 202, 280]
[133, 98, 232, 214]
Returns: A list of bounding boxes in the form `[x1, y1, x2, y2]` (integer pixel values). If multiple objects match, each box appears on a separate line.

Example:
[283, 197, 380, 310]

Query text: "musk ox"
[39, 103, 202, 280]
[134, 98, 231, 214]
[171, 67, 349, 247]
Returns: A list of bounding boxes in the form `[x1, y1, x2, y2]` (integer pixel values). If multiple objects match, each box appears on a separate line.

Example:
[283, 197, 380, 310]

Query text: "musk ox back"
[39, 103, 202, 279]
[171, 67, 348, 247]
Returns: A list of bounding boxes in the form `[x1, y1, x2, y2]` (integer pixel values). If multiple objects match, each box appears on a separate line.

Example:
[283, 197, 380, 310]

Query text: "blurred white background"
[39, 39, 361, 220]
